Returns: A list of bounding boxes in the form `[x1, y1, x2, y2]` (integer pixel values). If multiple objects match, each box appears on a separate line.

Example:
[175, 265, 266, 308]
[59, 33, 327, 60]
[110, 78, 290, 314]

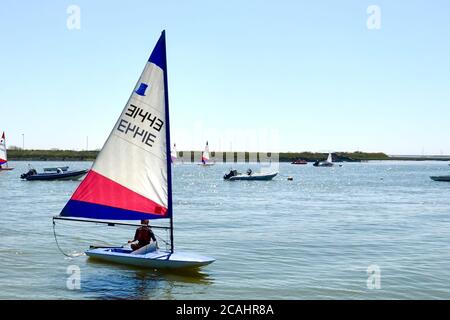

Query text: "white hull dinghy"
[53, 31, 214, 270]
[86, 247, 214, 269]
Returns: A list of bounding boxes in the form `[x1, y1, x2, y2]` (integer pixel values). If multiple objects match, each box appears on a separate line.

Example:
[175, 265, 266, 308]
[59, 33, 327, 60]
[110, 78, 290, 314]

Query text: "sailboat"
[53, 31, 215, 269]
[313, 152, 334, 167]
[0, 132, 14, 171]
[171, 143, 178, 163]
[198, 141, 215, 166]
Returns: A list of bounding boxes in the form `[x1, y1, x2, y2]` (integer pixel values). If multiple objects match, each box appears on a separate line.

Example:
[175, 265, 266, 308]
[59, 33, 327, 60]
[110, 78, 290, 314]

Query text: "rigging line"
[53, 220, 81, 258]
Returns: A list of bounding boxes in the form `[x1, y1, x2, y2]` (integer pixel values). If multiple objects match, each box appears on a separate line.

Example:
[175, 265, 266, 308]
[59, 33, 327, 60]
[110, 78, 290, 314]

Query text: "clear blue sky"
[1, 1, 449, 154]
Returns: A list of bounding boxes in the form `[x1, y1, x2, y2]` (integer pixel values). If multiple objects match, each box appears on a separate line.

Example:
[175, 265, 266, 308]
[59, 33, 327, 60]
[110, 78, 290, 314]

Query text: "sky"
[0, 1, 449, 154]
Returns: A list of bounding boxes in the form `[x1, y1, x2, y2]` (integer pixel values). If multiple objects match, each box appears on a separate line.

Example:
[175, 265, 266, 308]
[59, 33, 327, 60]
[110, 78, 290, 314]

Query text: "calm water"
[1, 161, 450, 299]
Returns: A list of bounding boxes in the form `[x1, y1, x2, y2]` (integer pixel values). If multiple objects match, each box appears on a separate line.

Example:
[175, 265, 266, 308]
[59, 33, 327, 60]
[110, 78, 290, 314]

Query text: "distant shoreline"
[7, 149, 450, 162]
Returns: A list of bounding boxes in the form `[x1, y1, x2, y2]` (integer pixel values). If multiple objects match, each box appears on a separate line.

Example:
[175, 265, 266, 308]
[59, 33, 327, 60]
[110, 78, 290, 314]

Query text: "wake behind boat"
[53, 31, 214, 270]
[224, 169, 278, 181]
[21, 166, 88, 181]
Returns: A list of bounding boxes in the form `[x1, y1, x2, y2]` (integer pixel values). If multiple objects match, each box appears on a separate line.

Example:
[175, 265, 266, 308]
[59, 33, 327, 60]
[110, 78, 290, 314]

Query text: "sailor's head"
[141, 219, 149, 226]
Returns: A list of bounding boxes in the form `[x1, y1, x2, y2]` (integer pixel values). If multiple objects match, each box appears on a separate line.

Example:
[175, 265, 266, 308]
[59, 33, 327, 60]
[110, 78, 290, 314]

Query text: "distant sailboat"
[0, 132, 14, 171]
[199, 141, 215, 166]
[171, 143, 178, 163]
[313, 152, 334, 167]
[53, 31, 214, 270]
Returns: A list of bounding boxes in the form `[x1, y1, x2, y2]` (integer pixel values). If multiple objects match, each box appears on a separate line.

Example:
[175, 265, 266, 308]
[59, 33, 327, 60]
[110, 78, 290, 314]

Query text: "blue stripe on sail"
[61, 200, 169, 220]
[148, 31, 166, 71]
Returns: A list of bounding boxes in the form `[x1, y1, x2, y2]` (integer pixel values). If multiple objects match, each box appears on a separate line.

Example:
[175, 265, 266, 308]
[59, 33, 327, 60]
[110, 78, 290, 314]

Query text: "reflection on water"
[84, 258, 213, 299]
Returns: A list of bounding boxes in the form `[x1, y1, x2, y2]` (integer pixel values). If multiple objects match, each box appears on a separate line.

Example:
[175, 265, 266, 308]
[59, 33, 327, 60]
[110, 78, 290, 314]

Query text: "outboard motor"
[20, 169, 37, 179]
[223, 169, 238, 180]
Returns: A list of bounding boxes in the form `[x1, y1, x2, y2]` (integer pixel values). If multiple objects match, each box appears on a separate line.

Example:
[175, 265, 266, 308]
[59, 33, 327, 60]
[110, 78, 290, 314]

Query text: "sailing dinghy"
[198, 141, 215, 166]
[313, 153, 334, 167]
[53, 31, 215, 270]
[0, 132, 14, 171]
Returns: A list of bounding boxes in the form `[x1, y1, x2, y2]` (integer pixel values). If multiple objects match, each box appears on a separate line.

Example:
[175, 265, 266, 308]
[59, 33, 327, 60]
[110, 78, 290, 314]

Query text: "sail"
[201, 141, 210, 163]
[327, 153, 333, 163]
[171, 143, 177, 162]
[0, 132, 7, 165]
[61, 32, 172, 220]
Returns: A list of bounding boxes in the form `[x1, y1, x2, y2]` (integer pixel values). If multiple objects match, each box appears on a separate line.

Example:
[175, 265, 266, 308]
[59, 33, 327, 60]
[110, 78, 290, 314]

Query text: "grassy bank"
[7, 149, 390, 162]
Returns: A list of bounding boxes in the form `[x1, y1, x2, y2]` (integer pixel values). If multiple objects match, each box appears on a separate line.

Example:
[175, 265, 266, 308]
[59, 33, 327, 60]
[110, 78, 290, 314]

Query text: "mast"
[161, 30, 174, 253]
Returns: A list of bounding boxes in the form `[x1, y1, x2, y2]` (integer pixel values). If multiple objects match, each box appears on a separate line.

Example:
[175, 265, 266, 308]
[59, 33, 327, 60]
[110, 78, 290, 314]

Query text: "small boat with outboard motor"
[224, 169, 278, 181]
[21, 166, 88, 181]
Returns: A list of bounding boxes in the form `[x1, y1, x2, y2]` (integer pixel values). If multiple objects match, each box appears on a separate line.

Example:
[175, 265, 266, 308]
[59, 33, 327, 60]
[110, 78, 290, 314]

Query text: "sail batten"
[61, 32, 170, 220]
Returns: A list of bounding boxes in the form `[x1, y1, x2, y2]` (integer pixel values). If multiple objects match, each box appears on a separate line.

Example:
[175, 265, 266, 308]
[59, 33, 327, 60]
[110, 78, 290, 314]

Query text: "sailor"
[128, 219, 157, 251]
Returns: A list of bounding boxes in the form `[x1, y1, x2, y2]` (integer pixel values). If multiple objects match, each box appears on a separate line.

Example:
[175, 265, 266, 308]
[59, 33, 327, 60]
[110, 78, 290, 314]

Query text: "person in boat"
[247, 168, 252, 176]
[128, 219, 157, 251]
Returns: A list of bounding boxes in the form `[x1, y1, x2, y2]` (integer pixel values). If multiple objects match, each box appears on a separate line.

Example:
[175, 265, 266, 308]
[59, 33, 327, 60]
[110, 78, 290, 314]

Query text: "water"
[1, 161, 450, 299]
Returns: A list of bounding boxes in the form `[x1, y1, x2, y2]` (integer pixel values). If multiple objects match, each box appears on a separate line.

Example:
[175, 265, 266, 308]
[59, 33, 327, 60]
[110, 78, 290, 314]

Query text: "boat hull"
[86, 247, 215, 269]
[24, 169, 88, 181]
[430, 176, 450, 182]
[228, 172, 278, 181]
[313, 162, 334, 167]
[0, 168, 14, 171]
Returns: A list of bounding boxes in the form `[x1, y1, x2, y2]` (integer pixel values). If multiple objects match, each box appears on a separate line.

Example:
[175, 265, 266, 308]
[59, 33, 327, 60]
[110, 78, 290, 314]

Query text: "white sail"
[171, 143, 178, 162]
[61, 32, 171, 220]
[0, 132, 7, 166]
[202, 141, 210, 162]
[327, 153, 333, 163]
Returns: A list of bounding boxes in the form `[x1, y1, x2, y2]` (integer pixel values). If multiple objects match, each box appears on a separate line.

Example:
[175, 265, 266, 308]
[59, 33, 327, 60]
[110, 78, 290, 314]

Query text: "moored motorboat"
[224, 169, 278, 181]
[21, 168, 88, 181]
[291, 159, 307, 165]
[430, 176, 450, 182]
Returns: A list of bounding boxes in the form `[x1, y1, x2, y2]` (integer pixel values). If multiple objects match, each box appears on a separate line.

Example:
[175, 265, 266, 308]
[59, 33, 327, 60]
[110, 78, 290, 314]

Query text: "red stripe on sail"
[71, 170, 167, 216]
